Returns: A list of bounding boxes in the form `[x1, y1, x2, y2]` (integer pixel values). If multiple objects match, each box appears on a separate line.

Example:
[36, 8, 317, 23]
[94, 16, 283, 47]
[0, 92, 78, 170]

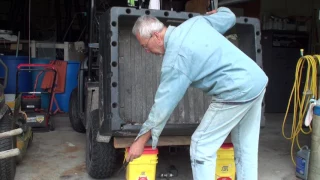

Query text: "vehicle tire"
[69, 88, 85, 133]
[86, 110, 117, 179]
[49, 115, 55, 131]
[0, 111, 17, 180]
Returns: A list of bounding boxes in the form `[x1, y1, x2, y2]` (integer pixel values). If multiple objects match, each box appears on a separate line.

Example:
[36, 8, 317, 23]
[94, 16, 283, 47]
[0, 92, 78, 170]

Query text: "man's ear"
[154, 32, 163, 45]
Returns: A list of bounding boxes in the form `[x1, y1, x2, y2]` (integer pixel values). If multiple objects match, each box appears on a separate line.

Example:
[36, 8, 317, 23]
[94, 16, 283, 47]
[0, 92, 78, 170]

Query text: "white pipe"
[0, 148, 20, 160]
[0, 128, 23, 139]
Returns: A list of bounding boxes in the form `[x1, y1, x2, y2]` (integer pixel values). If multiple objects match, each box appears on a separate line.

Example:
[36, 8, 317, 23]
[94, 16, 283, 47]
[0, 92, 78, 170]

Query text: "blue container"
[52, 61, 80, 112]
[29, 59, 80, 112]
[30, 59, 80, 112]
[314, 105, 320, 116]
[0, 56, 32, 94]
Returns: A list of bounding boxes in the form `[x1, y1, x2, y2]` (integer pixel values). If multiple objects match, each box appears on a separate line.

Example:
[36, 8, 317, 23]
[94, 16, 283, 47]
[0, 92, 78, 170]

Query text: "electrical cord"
[282, 51, 320, 166]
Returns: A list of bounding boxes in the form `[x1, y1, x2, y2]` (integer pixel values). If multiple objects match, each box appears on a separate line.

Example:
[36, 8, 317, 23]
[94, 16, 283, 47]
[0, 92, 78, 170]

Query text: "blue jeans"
[190, 89, 266, 180]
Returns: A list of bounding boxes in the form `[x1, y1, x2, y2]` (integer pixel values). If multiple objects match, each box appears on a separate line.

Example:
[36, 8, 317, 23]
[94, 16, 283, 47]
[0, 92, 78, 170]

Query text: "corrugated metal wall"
[118, 29, 211, 125]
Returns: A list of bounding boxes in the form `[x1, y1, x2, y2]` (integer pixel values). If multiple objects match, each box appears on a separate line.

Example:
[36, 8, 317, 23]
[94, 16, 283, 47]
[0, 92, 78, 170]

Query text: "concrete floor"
[14, 113, 309, 180]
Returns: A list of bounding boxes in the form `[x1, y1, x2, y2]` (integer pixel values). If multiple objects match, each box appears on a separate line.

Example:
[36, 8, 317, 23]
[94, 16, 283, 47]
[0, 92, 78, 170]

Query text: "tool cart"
[15, 64, 57, 131]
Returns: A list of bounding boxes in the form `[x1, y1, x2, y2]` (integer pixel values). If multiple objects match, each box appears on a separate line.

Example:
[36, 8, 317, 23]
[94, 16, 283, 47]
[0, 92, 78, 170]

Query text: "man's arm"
[203, 7, 236, 34]
[126, 56, 192, 162]
[137, 63, 192, 145]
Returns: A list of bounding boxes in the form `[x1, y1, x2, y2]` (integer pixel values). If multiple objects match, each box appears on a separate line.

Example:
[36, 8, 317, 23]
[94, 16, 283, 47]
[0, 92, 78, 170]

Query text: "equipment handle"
[17, 64, 56, 70]
[0, 58, 8, 88]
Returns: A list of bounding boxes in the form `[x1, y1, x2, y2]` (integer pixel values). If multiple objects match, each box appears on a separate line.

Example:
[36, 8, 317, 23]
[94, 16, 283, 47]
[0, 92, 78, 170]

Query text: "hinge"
[106, 113, 113, 119]
[106, 72, 113, 78]
[0, 104, 9, 120]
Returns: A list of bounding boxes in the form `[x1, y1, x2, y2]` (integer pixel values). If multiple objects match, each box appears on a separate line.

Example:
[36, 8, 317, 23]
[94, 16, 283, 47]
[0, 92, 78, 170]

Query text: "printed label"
[138, 177, 148, 180]
[296, 156, 306, 175]
[27, 105, 35, 108]
[27, 115, 45, 123]
[221, 165, 229, 172]
[36, 115, 45, 123]
[27, 117, 37, 123]
[217, 178, 232, 180]
[138, 172, 148, 180]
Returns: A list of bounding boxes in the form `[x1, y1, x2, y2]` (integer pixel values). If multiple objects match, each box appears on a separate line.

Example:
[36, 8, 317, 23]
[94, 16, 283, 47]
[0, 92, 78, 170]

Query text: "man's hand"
[206, 9, 217, 15]
[126, 140, 145, 162]
[126, 131, 152, 162]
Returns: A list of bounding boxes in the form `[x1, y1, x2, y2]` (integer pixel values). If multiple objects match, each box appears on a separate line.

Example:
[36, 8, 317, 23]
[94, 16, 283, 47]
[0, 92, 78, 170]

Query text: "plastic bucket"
[125, 147, 158, 180]
[0, 56, 32, 94]
[216, 143, 236, 180]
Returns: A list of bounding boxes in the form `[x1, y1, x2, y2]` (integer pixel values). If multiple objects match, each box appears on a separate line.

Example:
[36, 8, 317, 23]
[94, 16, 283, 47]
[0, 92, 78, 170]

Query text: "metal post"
[88, 0, 95, 82]
[214, 0, 218, 10]
[28, 0, 31, 64]
[64, 42, 69, 61]
[16, 31, 20, 57]
[31, 40, 36, 58]
[309, 105, 320, 179]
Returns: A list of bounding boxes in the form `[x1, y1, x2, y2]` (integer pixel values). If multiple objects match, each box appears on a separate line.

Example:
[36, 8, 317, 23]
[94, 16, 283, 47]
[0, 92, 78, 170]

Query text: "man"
[126, 7, 268, 180]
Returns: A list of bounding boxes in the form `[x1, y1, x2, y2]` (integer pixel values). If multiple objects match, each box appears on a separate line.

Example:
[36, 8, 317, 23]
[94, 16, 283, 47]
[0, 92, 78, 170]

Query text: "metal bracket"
[96, 132, 111, 143]
[0, 104, 9, 120]
[106, 72, 113, 78]
[106, 113, 112, 119]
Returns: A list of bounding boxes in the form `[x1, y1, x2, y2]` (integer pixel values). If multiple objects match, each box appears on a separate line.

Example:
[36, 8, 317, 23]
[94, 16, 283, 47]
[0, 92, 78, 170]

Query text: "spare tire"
[69, 88, 85, 133]
[0, 110, 16, 180]
[86, 109, 117, 179]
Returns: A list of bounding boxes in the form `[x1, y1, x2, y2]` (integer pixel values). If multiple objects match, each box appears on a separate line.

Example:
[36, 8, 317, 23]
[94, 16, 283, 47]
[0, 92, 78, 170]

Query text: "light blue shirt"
[135, 7, 268, 148]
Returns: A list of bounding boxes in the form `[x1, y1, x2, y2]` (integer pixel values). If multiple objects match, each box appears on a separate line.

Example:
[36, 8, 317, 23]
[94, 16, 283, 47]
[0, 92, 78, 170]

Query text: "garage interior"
[0, 0, 319, 180]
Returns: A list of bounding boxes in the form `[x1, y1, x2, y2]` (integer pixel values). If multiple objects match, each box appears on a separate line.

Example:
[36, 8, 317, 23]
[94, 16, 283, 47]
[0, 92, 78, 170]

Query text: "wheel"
[69, 88, 85, 133]
[49, 116, 55, 131]
[16, 126, 33, 164]
[0, 111, 17, 180]
[86, 110, 117, 179]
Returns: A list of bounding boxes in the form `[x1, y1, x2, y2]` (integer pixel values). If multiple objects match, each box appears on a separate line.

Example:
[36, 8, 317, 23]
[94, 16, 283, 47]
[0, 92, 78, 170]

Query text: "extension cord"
[282, 53, 320, 166]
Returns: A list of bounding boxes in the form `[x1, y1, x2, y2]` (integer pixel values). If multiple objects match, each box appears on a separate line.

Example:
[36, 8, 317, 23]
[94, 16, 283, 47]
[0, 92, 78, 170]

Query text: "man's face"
[136, 32, 164, 56]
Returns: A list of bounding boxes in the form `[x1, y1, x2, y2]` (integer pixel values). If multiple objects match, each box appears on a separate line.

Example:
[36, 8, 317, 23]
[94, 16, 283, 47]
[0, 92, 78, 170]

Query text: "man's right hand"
[126, 130, 152, 162]
[126, 139, 145, 162]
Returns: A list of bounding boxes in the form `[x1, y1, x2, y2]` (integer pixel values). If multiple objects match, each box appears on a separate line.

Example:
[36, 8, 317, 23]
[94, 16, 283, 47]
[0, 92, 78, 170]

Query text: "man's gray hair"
[132, 15, 164, 38]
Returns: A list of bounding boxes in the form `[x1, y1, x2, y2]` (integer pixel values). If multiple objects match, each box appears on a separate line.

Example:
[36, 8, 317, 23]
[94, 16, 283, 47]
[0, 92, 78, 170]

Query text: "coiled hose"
[282, 52, 320, 166]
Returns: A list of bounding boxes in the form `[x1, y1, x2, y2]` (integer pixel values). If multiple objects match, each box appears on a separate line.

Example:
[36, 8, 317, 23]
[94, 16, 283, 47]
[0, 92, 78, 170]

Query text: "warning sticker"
[36, 115, 45, 123]
[27, 115, 45, 123]
[138, 172, 148, 180]
[27, 117, 37, 123]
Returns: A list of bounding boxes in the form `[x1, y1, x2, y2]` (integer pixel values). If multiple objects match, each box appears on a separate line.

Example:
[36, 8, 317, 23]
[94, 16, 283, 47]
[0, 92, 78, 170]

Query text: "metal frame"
[95, 7, 264, 143]
[30, 41, 85, 61]
[16, 64, 58, 131]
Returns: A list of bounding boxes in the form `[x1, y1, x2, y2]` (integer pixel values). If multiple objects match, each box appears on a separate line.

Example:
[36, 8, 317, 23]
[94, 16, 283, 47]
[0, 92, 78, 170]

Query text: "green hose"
[128, 0, 135, 6]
